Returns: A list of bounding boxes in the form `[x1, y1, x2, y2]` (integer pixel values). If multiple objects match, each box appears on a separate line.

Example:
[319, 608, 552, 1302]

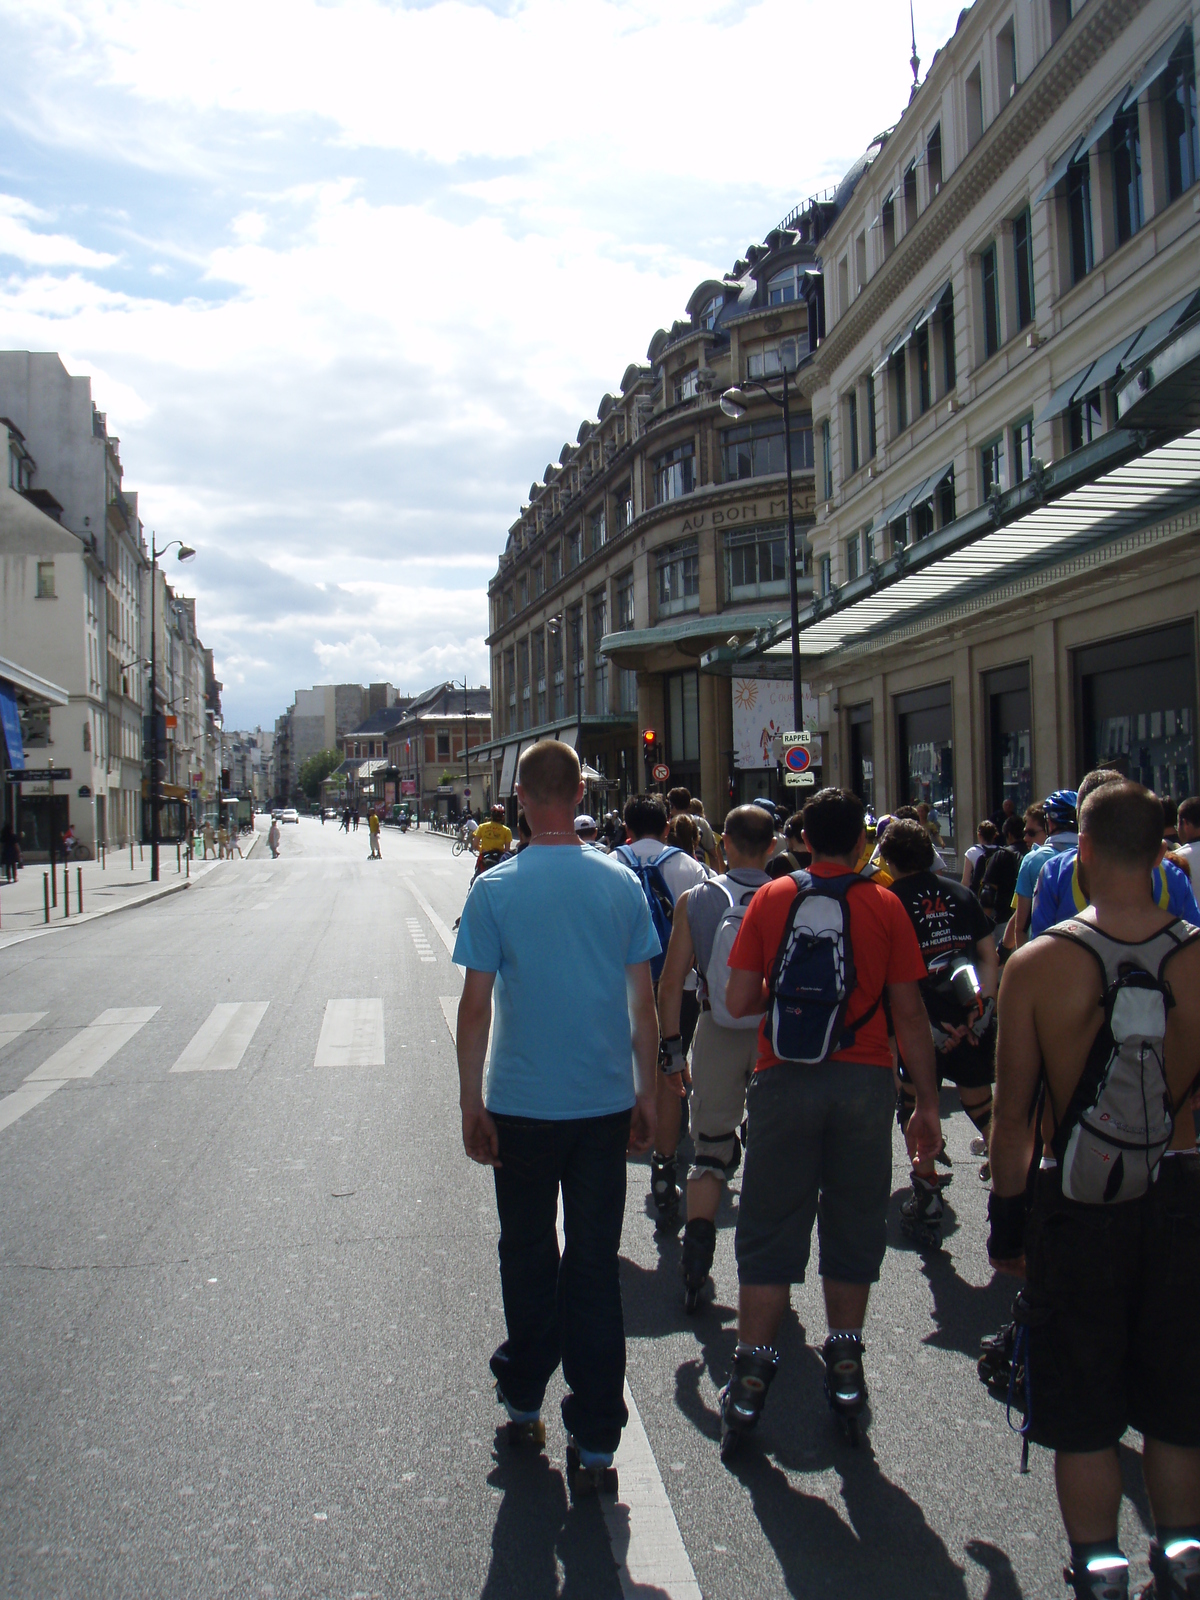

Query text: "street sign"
[781, 730, 811, 747]
[783, 746, 812, 773]
[652, 763, 670, 782]
[785, 771, 817, 788]
[464, 788, 471, 797]
[6, 768, 70, 783]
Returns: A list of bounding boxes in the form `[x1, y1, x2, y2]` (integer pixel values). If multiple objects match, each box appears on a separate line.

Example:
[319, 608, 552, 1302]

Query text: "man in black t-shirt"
[878, 820, 1000, 1247]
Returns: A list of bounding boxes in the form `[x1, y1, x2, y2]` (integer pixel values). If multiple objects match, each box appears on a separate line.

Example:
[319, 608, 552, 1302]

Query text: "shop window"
[848, 702, 874, 811]
[1163, 35, 1199, 203]
[1067, 154, 1093, 285]
[980, 242, 1001, 358]
[666, 670, 700, 767]
[1013, 206, 1035, 329]
[1075, 623, 1196, 796]
[1111, 103, 1144, 244]
[896, 683, 955, 845]
[1068, 387, 1103, 451]
[656, 540, 699, 617]
[985, 663, 1032, 817]
[726, 525, 791, 601]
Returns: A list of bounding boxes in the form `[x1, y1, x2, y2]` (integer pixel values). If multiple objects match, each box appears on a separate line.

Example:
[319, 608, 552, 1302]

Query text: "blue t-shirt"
[1015, 842, 1056, 900]
[452, 845, 660, 1119]
[1030, 848, 1200, 938]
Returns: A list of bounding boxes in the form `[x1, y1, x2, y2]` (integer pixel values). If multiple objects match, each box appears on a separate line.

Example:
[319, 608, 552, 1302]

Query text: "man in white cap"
[574, 815, 604, 852]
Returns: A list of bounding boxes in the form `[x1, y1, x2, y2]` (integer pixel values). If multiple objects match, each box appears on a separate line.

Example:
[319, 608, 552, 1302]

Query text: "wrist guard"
[970, 997, 996, 1039]
[658, 1035, 685, 1074]
[987, 1191, 1026, 1261]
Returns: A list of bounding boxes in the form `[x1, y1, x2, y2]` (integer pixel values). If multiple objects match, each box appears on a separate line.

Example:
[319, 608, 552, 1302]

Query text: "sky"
[0, 0, 964, 730]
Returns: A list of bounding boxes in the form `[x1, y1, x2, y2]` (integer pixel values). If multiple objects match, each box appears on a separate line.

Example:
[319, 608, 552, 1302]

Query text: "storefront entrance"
[847, 702, 874, 812]
[984, 664, 1032, 820]
[1074, 623, 1196, 798]
[896, 683, 955, 848]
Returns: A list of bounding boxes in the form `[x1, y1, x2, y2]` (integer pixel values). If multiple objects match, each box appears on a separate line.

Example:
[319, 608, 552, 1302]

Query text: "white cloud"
[0, 195, 119, 268]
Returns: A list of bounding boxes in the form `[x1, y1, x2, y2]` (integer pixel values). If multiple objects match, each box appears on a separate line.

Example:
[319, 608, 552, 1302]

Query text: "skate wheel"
[505, 1418, 546, 1449]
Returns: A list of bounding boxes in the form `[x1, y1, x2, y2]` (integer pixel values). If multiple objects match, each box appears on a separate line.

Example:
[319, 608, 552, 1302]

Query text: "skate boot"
[822, 1333, 868, 1446]
[565, 1437, 618, 1498]
[977, 1321, 1022, 1405]
[495, 1383, 545, 1450]
[718, 1343, 779, 1463]
[1064, 1554, 1128, 1599]
[650, 1151, 681, 1231]
[681, 1217, 716, 1314]
[1147, 1537, 1200, 1598]
[901, 1172, 949, 1249]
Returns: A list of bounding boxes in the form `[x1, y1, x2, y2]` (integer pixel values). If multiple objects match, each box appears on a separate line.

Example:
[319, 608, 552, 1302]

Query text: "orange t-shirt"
[728, 863, 927, 1070]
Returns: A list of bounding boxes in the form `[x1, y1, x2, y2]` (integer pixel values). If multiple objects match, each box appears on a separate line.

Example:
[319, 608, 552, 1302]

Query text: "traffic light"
[642, 728, 657, 787]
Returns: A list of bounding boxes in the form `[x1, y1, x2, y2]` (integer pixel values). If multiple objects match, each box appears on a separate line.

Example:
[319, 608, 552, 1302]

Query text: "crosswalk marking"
[314, 999, 385, 1068]
[405, 917, 437, 964]
[0, 1082, 59, 1135]
[24, 1007, 160, 1083]
[0, 1013, 47, 1055]
[171, 1002, 269, 1073]
[402, 881, 463, 975]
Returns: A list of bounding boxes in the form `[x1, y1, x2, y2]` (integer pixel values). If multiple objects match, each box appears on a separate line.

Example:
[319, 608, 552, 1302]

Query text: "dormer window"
[674, 368, 699, 404]
[698, 295, 722, 331]
[767, 266, 803, 305]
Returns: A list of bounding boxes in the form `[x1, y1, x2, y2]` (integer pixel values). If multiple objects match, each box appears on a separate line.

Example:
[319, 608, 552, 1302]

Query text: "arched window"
[698, 295, 722, 331]
[768, 266, 802, 305]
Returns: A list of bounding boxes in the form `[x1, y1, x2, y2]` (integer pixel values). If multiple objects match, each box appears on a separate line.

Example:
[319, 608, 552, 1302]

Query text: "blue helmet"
[1042, 788, 1078, 825]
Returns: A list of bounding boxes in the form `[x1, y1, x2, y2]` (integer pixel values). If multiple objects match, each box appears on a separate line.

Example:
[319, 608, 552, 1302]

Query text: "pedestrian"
[203, 820, 217, 860]
[978, 814, 1025, 936]
[1, 820, 20, 882]
[320, 806, 325, 826]
[962, 818, 999, 889]
[764, 811, 811, 880]
[368, 807, 382, 859]
[573, 815, 604, 851]
[267, 816, 281, 859]
[352, 808, 360, 832]
[667, 813, 700, 859]
[453, 738, 659, 1493]
[228, 823, 244, 858]
[666, 786, 692, 824]
[1011, 792, 1076, 946]
[341, 807, 351, 833]
[717, 786, 942, 1456]
[989, 779, 1200, 1600]
[689, 798, 724, 872]
[1177, 795, 1200, 873]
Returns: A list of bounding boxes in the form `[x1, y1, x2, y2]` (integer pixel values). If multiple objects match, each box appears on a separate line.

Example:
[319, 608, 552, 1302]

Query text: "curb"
[0, 875, 194, 951]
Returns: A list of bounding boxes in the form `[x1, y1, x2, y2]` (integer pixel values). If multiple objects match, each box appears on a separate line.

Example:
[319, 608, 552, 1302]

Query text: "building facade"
[384, 682, 492, 818]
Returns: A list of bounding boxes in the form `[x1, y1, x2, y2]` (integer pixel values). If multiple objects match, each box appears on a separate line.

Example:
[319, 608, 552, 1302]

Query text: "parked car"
[281, 808, 300, 824]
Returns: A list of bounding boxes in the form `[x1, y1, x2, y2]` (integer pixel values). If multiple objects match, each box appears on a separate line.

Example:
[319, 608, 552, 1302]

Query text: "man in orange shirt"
[721, 787, 942, 1455]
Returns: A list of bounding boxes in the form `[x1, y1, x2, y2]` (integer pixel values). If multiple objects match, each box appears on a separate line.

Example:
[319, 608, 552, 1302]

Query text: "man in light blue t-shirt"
[454, 738, 659, 1487]
[1012, 790, 1078, 946]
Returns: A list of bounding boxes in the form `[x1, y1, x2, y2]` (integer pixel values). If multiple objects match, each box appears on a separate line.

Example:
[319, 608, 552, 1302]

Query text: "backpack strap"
[781, 869, 882, 1049]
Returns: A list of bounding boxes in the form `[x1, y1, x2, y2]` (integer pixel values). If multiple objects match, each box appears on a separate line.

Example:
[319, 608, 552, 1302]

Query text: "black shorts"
[1021, 1155, 1200, 1453]
[898, 1019, 996, 1092]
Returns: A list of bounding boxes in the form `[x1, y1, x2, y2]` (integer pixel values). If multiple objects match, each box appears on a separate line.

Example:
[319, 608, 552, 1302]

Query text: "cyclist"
[1010, 798, 1065, 947]
[472, 805, 513, 877]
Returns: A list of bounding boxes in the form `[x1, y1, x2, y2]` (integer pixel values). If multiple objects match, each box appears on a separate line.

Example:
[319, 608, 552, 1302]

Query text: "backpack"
[615, 844, 683, 982]
[979, 844, 1020, 920]
[767, 872, 880, 1064]
[969, 843, 1000, 898]
[696, 878, 761, 1031]
[1045, 917, 1200, 1203]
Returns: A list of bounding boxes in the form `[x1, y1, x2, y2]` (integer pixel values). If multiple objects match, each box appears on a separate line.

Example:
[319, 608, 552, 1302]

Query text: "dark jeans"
[490, 1109, 632, 1455]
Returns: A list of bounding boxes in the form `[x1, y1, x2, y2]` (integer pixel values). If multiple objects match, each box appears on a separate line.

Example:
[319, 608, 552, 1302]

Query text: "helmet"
[751, 798, 779, 821]
[490, 804, 506, 821]
[1042, 789, 1078, 825]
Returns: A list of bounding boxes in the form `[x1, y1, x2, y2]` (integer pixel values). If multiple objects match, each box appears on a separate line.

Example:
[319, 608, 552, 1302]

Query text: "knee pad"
[963, 1091, 993, 1137]
[691, 1130, 739, 1181]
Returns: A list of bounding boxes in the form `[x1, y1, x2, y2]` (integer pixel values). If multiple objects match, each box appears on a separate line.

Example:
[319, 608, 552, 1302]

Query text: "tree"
[298, 749, 342, 800]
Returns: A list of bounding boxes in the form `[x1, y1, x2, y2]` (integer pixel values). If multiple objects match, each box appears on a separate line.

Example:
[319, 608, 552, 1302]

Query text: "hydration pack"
[1046, 917, 1199, 1204]
[615, 844, 683, 982]
[969, 843, 1000, 898]
[697, 878, 762, 1031]
[767, 872, 878, 1064]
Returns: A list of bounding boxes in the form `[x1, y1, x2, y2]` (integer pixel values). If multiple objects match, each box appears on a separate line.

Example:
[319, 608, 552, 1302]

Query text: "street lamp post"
[453, 678, 471, 816]
[148, 536, 195, 881]
[720, 374, 806, 731]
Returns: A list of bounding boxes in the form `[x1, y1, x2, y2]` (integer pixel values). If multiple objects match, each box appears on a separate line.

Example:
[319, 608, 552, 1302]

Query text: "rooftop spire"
[909, 0, 921, 97]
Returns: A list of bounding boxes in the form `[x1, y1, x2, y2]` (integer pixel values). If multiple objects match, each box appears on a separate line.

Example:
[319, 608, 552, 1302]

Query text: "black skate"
[681, 1217, 716, 1314]
[650, 1151, 681, 1232]
[718, 1343, 778, 1463]
[1147, 1536, 1200, 1598]
[1064, 1554, 1128, 1599]
[901, 1172, 949, 1250]
[977, 1321, 1024, 1407]
[495, 1383, 545, 1450]
[823, 1333, 868, 1446]
[565, 1438, 618, 1498]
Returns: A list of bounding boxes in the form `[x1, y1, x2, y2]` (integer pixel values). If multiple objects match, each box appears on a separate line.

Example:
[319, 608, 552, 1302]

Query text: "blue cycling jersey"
[1030, 848, 1200, 939]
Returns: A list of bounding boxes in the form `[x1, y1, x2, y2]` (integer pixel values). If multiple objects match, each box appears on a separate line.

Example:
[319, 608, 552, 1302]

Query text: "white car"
[281, 808, 300, 824]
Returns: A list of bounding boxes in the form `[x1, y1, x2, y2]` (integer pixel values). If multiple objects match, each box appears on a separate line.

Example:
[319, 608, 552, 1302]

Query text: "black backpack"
[969, 843, 1000, 897]
[979, 845, 1020, 920]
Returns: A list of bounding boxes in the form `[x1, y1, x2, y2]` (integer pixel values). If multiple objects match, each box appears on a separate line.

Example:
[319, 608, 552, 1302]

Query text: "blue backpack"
[767, 872, 880, 1063]
[615, 844, 682, 982]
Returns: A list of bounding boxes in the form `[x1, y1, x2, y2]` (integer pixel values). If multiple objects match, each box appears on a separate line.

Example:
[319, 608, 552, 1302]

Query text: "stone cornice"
[812, 0, 1150, 382]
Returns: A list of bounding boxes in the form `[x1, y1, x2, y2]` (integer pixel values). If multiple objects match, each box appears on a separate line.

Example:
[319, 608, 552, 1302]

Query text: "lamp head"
[719, 388, 748, 420]
[177, 545, 196, 562]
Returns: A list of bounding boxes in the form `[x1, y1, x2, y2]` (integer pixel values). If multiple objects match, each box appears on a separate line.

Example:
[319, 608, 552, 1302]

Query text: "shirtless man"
[990, 780, 1200, 1600]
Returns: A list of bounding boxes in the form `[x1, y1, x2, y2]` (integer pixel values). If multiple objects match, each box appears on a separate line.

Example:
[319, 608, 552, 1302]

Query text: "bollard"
[130, 841, 134, 870]
[77, 867, 83, 914]
[43, 873, 50, 924]
[51, 865, 57, 908]
[177, 840, 181, 873]
[63, 865, 70, 918]
[139, 843, 143, 863]
[186, 849, 190, 879]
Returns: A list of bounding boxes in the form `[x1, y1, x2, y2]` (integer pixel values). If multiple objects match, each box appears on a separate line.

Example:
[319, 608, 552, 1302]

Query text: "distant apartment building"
[384, 682, 492, 817]
[274, 683, 370, 801]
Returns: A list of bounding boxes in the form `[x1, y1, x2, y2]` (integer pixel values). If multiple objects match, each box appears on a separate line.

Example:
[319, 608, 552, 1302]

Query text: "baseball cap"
[574, 815, 598, 834]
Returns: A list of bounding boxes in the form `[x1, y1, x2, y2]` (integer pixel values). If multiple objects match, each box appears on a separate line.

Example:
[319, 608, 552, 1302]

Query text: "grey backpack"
[1047, 917, 1199, 1204]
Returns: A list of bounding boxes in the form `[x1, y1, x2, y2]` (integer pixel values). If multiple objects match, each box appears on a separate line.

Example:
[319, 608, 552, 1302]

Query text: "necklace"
[529, 831, 581, 844]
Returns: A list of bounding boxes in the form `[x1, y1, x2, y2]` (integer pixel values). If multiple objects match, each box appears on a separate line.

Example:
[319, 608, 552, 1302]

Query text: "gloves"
[658, 1035, 685, 1074]
[987, 1191, 1026, 1261]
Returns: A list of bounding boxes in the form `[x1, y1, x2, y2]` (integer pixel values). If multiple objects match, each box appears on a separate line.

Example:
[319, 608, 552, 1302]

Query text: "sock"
[826, 1328, 863, 1341]
[1068, 1539, 1126, 1580]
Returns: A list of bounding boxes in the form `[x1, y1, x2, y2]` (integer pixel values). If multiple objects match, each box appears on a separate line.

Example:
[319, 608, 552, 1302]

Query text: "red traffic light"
[642, 729, 656, 748]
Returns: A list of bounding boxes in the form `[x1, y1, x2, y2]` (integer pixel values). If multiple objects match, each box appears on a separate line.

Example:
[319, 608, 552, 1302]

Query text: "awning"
[1033, 138, 1082, 204]
[498, 743, 518, 798]
[912, 279, 953, 333]
[1124, 21, 1192, 109]
[0, 654, 69, 708]
[1080, 329, 1145, 393]
[1077, 84, 1132, 155]
[871, 307, 924, 377]
[555, 726, 580, 749]
[868, 461, 953, 532]
[580, 762, 604, 782]
[0, 683, 24, 769]
[599, 608, 789, 660]
[1116, 308, 1200, 432]
[1119, 290, 1200, 372]
[1034, 363, 1095, 427]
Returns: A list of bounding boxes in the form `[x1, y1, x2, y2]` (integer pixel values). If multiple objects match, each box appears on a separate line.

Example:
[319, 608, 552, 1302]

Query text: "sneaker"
[979, 1161, 991, 1183]
[970, 1137, 987, 1157]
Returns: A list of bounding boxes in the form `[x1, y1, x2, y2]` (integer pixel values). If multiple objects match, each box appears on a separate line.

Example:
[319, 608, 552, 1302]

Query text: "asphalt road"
[0, 818, 1157, 1598]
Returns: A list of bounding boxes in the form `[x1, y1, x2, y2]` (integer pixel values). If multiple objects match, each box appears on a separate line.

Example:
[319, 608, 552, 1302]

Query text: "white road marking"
[24, 1008, 160, 1083]
[0, 1013, 46, 1055]
[404, 918, 437, 964]
[171, 1002, 269, 1073]
[0, 1082, 59, 1134]
[402, 881, 463, 974]
[314, 999, 385, 1068]
[438, 996, 459, 1043]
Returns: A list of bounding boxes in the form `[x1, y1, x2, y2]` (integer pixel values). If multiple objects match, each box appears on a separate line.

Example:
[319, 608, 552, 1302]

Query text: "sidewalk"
[0, 828, 261, 948]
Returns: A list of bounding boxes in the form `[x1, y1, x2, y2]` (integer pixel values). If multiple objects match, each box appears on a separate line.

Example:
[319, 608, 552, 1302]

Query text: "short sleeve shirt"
[727, 863, 927, 1071]
[452, 845, 660, 1119]
[1031, 848, 1200, 938]
[1015, 842, 1056, 900]
[887, 871, 990, 1026]
[474, 821, 512, 854]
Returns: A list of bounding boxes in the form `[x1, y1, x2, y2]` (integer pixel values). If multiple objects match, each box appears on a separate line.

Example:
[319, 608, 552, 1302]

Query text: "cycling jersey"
[474, 822, 512, 855]
[1030, 848, 1200, 939]
[887, 871, 991, 1030]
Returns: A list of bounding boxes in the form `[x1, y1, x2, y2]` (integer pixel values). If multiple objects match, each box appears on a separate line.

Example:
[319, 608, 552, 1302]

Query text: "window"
[615, 483, 633, 533]
[903, 163, 918, 231]
[1011, 415, 1035, 482]
[916, 322, 932, 413]
[746, 338, 800, 379]
[568, 603, 585, 714]
[504, 589, 515, 621]
[897, 682, 955, 845]
[1111, 103, 1143, 243]
[912, 495, 936, 540]
[1069, 387, 1103, 450]
[819, 554, 832, 595]
[938, 466, 956, 526]
[36, 560, 56, 598]
[855, 231, 867, 291]
[866, 373, 878, 459]
[534, 633, 547, 726]
[504, 647, 516, 733]
[590, 505, 607, 551]
[654, 442, 695, 504]
[591, 590, 609, 715]
[1075, 623, 1196, 796]
[518, 573, 528, 609]
[881, 193, 895, 258]
[531, 560, 544, 599]
[986, 664, 1032, 817]
[725, 525, 792, 600]
[437, 731, 451, 760]
[567, 525, 583, 569]
[864, 528, 876, 566]
[666, 671, 700, 766]
[674, 368, 699, 404]
[966, 63, 984, 150]
[1163, 32, 1199, 201]
[1013, 206, 1035, 329]
[820, 419, 833, 501]
[927, 123, 943, 193]
[940, 291, 957, 391]
[845, 534, 860, 582]
[981, 242, 1001, 358]
[616, 570, 635, 630]
[837, 257, 849, 315]
[721, 415, 814, 482]
[848, 702, 875, 809]
[619, 668, 637, 714]
[656, 541, 699, 616]
[981, 435, 1005, 497]
[1049, 0, 1073, 45]
[549, 543, 562, 584]
[997, 18, 1017, 100]
[1067, 153, 1093, 284]
[550, 624, 565, 718]
[698, 294, 722, 330]
[891, 348, 908, 433]
[846, 390, 859, 475]
[767, 265, 803, 305]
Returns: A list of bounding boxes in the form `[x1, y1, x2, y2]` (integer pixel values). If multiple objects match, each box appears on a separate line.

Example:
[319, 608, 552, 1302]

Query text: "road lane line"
[0, 1013, 47, 1055]
[403, 882, 463, 973]
[314, 999, 385, 1068]
[24, 1008, 160, 1083]
[171, 1002, 269, 1072]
